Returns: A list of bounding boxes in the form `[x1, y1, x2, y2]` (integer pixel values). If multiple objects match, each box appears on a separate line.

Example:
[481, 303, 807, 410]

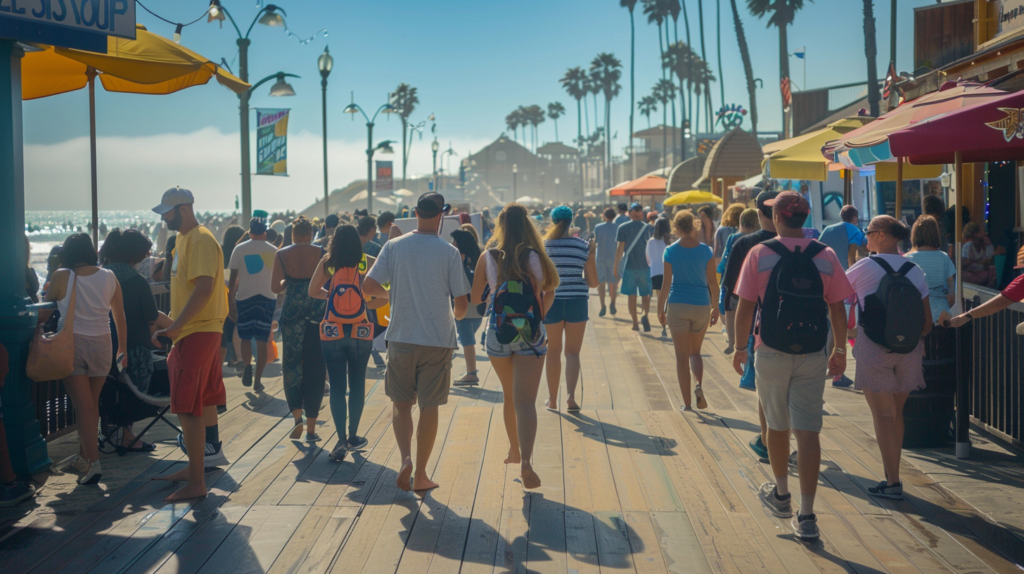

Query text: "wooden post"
[954, 150, 970, 460]
[895, 156, 904, 220]
[843, 170, 852, 207]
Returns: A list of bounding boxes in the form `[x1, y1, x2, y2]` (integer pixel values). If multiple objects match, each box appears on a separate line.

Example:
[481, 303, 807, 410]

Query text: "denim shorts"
[544, 298, 589, 324]
[620, 269, 653, 297]
[455, 317, 483, 347]
[484, 322, 547, 358]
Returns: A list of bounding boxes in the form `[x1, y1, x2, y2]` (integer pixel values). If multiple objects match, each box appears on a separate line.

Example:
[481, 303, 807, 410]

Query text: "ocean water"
[26, 210, 165, 273]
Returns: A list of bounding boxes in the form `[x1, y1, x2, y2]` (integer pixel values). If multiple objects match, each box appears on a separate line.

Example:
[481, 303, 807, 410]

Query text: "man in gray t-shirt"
[592, 207, 621, 317]
[614, 202, 654, 332]
[364, 192, 470, 494]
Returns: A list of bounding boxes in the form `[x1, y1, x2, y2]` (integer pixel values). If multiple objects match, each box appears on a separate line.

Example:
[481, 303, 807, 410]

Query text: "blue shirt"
[905, 250, 957, 322]
[613, 214, 630, 226]
[593, 221, 619, 262]
[716, 231, 742, 274]
[664, 242, 714, 305]
[818, 222, 866, 270]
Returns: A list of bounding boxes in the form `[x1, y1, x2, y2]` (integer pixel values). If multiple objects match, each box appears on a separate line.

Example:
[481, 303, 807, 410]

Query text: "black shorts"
[652, 275, 664, 291]
[221, 316, 235, 348]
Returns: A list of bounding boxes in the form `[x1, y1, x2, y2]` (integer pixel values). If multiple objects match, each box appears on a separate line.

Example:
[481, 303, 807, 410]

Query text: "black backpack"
[758, 239, 830, 354]
[861, 256, 924, 354]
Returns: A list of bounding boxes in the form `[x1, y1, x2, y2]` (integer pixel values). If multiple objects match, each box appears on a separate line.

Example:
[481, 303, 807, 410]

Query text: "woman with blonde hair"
[716, 208, 760, 354]
[471, 204, 558, 488]
[658, 211, 719, 411]
[714, 204, 745, 267]
[542, 206, 598, 411]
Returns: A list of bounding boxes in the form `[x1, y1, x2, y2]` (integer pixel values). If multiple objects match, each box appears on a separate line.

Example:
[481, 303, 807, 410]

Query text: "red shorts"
[168, 331, 226, 417]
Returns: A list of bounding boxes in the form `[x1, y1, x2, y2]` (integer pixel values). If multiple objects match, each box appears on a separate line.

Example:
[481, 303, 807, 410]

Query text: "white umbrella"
[350, 190, 369, 202]
[393, 188, 414, 197]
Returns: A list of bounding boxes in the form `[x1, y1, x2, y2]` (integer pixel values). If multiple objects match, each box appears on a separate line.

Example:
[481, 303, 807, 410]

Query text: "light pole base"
[955, 441, 970, 460]
[0, 300, 51, 478]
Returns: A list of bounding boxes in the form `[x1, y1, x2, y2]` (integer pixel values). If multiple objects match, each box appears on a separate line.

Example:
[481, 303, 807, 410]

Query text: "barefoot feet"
[521, 466, 541, 489]
[151, 467, 190, 482]
[164, 483, 207, 502]
[413, 475, 439, 492]
[504, 449, 522, 465]
[397, 458, 413, 492]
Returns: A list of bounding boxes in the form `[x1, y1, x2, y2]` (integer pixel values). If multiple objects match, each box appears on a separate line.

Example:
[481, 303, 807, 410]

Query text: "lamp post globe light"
[345, 98, 396, 213]
[207, 0, 300, 223]
[431, 139, 440, 192]
[318, 46, 333, 217]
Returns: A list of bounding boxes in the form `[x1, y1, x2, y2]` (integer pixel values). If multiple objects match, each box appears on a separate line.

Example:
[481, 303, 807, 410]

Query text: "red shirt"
[1002, 274, 1024, 302]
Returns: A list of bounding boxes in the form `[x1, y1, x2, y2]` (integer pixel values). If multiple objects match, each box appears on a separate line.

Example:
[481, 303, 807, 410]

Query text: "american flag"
[882, 61, 897, 100]
[780, 77, 792, 110]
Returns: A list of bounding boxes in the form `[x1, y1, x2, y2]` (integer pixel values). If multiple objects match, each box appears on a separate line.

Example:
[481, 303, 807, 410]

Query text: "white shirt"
[228, 239, 278, 301]
[846, 254, 929, 310]
[646, 238, 668, 277]
[58, 269, 117, 336]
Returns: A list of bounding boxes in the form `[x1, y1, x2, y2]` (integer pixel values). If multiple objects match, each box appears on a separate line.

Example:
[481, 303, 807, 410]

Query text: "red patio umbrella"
[609, 174, 667, 196]
[888, 88, 1024, 164]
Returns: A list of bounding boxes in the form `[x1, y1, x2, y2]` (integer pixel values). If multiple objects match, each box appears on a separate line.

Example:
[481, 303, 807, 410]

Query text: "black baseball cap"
[755, 190, 780, 217]
[416, 192, 450, 218]
[325, 214, 340, 228]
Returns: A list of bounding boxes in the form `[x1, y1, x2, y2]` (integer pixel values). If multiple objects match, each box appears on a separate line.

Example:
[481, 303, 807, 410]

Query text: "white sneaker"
[177, 433, 229, 467]
[77, 460, 102, 485]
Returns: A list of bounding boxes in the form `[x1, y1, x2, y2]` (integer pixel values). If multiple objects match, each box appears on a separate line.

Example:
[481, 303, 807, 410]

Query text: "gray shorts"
[72, 333, 113, 377]
[385, 342, 453, 408]
[596, 258, 615, 284]
[754, 350, 827, 432]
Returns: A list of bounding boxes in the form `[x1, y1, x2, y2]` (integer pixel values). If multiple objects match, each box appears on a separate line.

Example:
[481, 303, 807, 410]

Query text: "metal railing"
[964, 286, 1024, 447]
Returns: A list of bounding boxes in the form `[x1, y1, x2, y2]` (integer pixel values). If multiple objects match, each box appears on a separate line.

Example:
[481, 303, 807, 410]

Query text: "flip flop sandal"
[567, 402, 582, 412]
[121, 441, 156, 453]
[695, 386, 709, 410]
[453, 371, 480, 387]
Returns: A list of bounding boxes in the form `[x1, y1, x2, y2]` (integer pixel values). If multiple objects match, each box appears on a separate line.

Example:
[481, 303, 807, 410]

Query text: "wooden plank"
[564, 510, 600, 574]
[650, 511, 712, 574]
[612, 410, 685, 512]
[458, 407, 512, 574]
[525, 402, 567, 574]
[152, 505, 252, 574]
[596, 410, 649, 513]
[274, 507, 358, 574]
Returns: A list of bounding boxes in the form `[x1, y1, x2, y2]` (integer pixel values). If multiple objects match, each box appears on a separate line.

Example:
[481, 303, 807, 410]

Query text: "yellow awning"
[22, 24, 248, 100]
[765, 117, 874, 181]
[874, 161, 943, 182]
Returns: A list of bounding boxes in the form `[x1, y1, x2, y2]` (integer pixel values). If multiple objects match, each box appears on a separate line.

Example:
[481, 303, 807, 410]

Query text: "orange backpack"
[320, 266, 373, 341]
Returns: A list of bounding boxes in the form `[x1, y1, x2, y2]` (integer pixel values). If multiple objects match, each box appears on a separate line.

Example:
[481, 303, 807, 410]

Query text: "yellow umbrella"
[664, 190, 723, 206]
[21, 24, 248, 242]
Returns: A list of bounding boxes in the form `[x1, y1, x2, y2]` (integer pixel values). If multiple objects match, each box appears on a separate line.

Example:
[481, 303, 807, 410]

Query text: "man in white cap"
[150, 187, 229, 501]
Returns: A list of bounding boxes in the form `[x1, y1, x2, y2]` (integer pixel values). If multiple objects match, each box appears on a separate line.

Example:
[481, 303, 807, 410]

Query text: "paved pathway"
[2, 297, 1023, 573]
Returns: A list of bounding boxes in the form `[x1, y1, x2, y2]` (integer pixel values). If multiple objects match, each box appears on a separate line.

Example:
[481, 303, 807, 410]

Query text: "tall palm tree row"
[862, 0, 880, 117]
[696, 0, 712, 129]
[652, 79, 676, 171]
[620, 0, 639, 178]
[716, 0, 726, 113]
[524, 104, 546, 152]
[391, 83, 419, 189]
[664, 0, 682, 157]
[547, 102, 566, 142]
[560, 66, 589, 183]
[591, 52, 622, 191]
[730, 0, 759, 136]
[638, 94, 658, 129]
[748, 0, 811, 137]
[505, 108, 523, 145]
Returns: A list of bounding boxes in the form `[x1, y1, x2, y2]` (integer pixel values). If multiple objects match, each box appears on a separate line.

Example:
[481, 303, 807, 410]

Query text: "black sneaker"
[758, 482, 793, 518]
[0, 481, 36, 507]
[867, 480, 904, 500]
[242, 365, 253, 387]
[254, 379, 265, 393]
[641, 315, 651, 332]
[599, 305, 607, 317]
[792, 513, 819, 540]
[347, 435, 369, 450]
[609, 302, 617, 316]
[177, 433, 229, 467]
[832, 375, 854, 388]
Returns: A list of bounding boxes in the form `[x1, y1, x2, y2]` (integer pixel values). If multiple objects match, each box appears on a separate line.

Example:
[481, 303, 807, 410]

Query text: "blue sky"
[22, 0, 937, 210]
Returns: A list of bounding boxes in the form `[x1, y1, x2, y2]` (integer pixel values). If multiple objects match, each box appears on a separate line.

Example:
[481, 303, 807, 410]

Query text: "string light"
[136, 0, 214, 44]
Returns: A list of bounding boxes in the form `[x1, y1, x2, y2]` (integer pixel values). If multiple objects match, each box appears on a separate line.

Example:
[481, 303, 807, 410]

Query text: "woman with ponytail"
[470, 204, 558, 488]
[542, 206, 597, 412]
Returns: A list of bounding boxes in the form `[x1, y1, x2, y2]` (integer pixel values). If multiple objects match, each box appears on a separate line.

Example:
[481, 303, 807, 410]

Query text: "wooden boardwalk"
[2, 296, 1024, 573]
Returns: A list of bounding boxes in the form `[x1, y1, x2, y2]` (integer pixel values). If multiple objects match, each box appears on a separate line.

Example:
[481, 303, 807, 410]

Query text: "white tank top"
[57, 269, 117, 336]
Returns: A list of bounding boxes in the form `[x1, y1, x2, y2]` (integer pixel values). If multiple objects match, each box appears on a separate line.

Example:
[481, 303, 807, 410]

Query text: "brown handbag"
[26, 272, 77, 382]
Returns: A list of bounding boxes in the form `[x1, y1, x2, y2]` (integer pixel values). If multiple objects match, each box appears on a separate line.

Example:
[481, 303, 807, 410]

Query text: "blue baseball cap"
[630, 202, 643, 211]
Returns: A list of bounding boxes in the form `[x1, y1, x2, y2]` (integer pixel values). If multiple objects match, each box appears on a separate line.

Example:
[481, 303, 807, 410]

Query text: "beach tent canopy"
[664, 190, 723, 206]
[888, 88, 1024, 164]
[609, 174, 668, 196]
[823, 80, 1007, 168]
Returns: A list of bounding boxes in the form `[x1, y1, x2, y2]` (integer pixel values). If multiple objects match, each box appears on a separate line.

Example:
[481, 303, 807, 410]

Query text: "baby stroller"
[98, 349, 180, 455]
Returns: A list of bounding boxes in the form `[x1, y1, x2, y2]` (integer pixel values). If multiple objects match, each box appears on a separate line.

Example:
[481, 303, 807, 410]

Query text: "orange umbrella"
[609, 174, 667, 196]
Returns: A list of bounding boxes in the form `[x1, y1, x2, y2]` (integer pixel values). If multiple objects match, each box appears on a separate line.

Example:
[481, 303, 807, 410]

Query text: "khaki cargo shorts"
[385, 342, 454, 408]
[754, 350, 827, 432]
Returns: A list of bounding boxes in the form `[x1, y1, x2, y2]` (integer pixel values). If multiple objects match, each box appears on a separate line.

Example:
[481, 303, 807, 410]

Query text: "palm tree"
[653, 79, 676, 171]
[524, 104, 546, 152]
[664, 41, 700, 136]
[716, 0, 726, 113]
[621, 0, 639, 177]
[547, 102, 566, 142]
[391, 83, 419, 188]
[505, 110, 518, 144]
[591, 53, 622, 191]
[664, 0, 682, 158]
[588, 68, 602, 134]
[560, 66, 589, 183]
[730, 0, 758, 137]
[638, 95, 658, 129]
[862, 0, 880, 117]
[748, 0, 811, 137]
[645, 1, 676, 152]
[696, 0, 712, 121]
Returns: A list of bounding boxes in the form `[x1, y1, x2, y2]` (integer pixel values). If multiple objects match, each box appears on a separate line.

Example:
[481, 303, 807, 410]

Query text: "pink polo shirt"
[735, 237, 854, 350]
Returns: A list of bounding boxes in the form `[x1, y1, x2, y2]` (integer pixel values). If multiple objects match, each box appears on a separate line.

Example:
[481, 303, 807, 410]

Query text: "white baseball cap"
[152, 187, 194, 215]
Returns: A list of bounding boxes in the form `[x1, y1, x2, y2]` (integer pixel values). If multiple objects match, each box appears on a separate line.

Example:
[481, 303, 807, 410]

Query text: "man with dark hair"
[317, 213, 340, 247]
[363, 192, 470, 493]
[593, 207, 620, 316]
[732, 191, 853, 541]
[614, 203, 630, 225]
[614, 202, 654, 332]
[359, 215, 382, 257]
[923, 194, 945, 220]
[376, 211, 396, 245]
[151, 187, 229, 501]
[819, 205, 866, 272]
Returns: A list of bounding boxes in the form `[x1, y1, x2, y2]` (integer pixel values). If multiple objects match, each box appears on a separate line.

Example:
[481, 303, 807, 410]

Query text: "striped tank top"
[544, 237, 590, 299]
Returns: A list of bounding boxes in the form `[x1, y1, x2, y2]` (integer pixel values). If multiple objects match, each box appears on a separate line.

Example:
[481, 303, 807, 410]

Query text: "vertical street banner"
[256, 109, 290, 176]
[376, 160, 394, 192]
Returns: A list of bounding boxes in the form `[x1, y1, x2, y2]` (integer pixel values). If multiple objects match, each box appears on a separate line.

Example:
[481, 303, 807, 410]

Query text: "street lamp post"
[209, 1, 298, 223]
[513, 163, 518, 202]
[431, 140, 440, 192]
[403, 113, 433, 189]
[318, 46, 333, 217]
[440, 142, 458, 193]
[555, 177, 560, 202]
[344, 98, 395, 213]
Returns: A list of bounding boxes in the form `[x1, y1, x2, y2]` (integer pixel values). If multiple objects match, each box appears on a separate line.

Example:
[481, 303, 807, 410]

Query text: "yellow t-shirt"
[171, 225, 228, 341]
